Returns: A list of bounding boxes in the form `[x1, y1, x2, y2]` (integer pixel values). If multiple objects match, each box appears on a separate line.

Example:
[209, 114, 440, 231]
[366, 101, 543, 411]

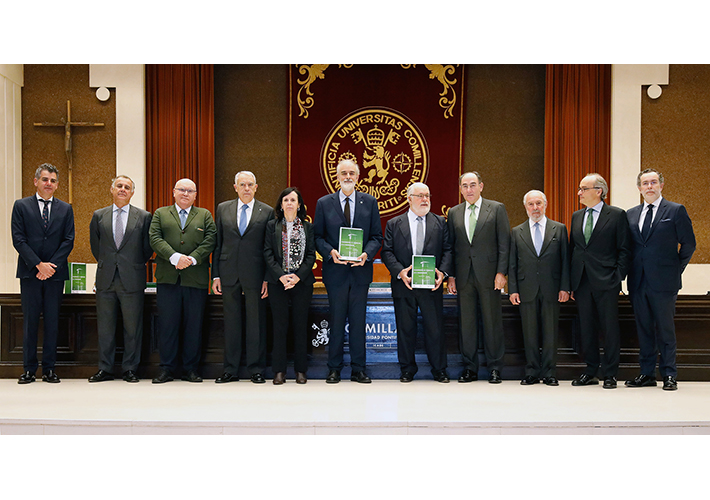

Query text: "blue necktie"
[41, 199, 50, 230]
[533, 222, 542, 256]
[239, 204, 248, 235]
[179, 209, 187, 229]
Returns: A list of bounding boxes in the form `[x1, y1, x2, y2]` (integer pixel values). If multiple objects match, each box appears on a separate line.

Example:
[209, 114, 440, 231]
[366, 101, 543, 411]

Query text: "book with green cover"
[339, 227, 364, 261]
[64, 263, 88, 293]
[411, 255, 436, 289]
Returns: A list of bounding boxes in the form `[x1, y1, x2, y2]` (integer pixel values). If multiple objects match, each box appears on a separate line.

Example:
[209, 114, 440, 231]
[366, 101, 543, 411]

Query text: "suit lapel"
[647, 199, 667, 240]
[471, 199, 490, 244]
[274, 220, 284, 261]
[519, 222, 536, 255]
[587, 203, 610, 245]
[539, 221, 555, 255]
[334, 191, 349, 227]
[397, 215, 413, 254]
[423, 212, 436, 251]
[184, 206, 198, 229]
[101, 207, 117, 250]
[119, 205, 139, 251]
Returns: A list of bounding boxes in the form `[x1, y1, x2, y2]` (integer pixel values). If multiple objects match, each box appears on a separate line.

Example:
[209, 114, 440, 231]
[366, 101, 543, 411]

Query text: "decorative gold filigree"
[401, 64, 459, 119]
[295, 65, 353, 119]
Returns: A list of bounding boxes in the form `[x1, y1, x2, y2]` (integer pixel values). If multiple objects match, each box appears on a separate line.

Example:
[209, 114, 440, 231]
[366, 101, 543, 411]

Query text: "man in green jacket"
[149, 178, 216, 383]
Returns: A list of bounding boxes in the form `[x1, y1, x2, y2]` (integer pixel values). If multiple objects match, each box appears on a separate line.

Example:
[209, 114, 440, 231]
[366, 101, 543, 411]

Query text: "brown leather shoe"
[296, 372, 307, 384]
[273, 372, 286, 385]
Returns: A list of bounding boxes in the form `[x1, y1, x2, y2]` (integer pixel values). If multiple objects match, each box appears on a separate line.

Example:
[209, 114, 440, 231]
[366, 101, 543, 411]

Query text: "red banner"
[288, 64, 466, 277]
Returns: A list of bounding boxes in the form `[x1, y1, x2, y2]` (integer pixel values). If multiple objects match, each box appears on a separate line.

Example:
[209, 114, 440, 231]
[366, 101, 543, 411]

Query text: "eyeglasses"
[410, 194, 431, 199]
[175, 188, 196, 195]
[578, 186, 600, 192]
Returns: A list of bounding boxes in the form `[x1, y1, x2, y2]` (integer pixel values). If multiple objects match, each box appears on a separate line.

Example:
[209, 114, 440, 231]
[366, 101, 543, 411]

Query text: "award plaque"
[339, 227, 364, 261]
[411, 255, 436, 289]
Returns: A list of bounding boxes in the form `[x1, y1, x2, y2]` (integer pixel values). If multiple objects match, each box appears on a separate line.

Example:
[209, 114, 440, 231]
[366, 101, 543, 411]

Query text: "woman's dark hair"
[274, 187, 307, 221]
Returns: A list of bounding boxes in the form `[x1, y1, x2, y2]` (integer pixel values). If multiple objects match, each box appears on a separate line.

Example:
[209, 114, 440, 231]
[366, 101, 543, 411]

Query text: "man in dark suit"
[447, 171, 510, 384]
[212, 171, 274, 384]
[314, 159, 383, 383]
[570, 173, 631, 389]
[149, 178, 216, 383]
[88, 175, 153, 383]
[12, 163, 75, 384]
[381, 182, 452, 383]
[625, 169, 695, 391]
[508, 190, 570, 386]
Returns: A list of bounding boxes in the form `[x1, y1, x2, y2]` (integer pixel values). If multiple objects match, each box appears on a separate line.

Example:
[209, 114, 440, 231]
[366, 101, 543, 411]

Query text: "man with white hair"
[508, 190, 570, 386]
[212, 171, 274, 384]
[314, 159, 383, 383]
[149, 178, 216, 384]
[381, 182, 452, 382]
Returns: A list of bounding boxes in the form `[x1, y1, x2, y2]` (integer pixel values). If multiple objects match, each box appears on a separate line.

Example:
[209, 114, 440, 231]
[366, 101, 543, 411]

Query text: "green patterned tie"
[468, 204, 477, 243]
[584, 207, 594, 244]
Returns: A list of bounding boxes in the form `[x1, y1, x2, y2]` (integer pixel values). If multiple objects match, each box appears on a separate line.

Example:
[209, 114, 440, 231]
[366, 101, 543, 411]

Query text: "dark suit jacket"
[626, 198, 695, 294]
[447, 198, 510, 288]
[212, 198, 274, 289]
[508, 218, 570, 301]
[263, 218, 316, 286]
[314, 190, 383, 286]
[570, 203, 631, 292]
[90, 204, 153, 293]
[149, 205, 216, 289]
[12, 195, 75, 281]
[381, 212, 453, 298]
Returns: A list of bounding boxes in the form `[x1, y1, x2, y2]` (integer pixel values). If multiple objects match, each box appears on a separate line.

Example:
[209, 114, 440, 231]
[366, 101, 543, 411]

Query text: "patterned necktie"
[41, 199, 50, 230]
[468, 204, 477, 243]
[584, 207, 594, 244]
[415, 216, 424, 255]
[343, 196, 351, 227]
[239, 204, 248, 235]
[180, 209, 187, 230]
[641, 204, 654, 239]
[115, 207, 124, 248]
[533, 222, 542, 256]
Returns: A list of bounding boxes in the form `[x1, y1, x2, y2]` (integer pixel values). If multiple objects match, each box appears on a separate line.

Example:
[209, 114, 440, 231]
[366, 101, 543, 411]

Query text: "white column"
[611, 64, 706, 294]
[0, 65, 23, 293]
[89, 65, 146, 208]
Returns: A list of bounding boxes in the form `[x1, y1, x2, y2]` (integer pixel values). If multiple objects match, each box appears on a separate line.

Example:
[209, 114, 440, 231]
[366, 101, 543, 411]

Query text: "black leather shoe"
[325, 370, 341, 384]
[433, 371, 450, 383]
[571, 374, 599, 386]
[663, 375, 678, 391]
[458, 369, 478, 383]
[122, 370, 139, 383]
[400, 371, 414, 383]
[181, 371, 203, 383]
[152, 370, 173, 384]
[603, 376, 617, 389]
[488, 369, 502, 384]
[543, 377, 559, 386]
[215, 372, 238, 383]
[42, 370, 60, 383]
[625, 374, 657, 387]
[520, 375, 539, 385]
[296, 372, 307, 384]
[351, 371, 372, 383]
[250, 373, 266, 384]
[273, 372, 286, 385]
[88, 370, 114, 383]
[18, 371, 35, 384]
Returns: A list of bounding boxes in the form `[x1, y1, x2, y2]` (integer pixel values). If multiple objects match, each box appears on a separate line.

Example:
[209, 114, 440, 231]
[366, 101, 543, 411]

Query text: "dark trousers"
[268, 281, 313, 374]
[630, 280, 678, 378]
[457, 269, 505, 372]
[574, 273, 620, 378]
[20, 278, 64, 373]
[519, 291, 560, 378]
[393, 289, 446, 375]
[156, 282, 207, 374]
[221, 282, 267, 376]
[325, 278, 369, 372]
[96, 270, 145, 373]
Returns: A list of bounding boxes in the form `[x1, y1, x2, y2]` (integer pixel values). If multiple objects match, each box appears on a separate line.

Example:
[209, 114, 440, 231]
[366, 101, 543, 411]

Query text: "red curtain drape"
[145, 64, 215, 213]
[544, 64, 611, 230]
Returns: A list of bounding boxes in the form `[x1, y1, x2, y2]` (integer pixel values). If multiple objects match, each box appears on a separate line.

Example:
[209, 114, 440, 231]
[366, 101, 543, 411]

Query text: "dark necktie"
[584, 208, 594, 244]
[344, 197, 351, 227]
[41, 199, 50, 229]
[641, 204, 654, 239]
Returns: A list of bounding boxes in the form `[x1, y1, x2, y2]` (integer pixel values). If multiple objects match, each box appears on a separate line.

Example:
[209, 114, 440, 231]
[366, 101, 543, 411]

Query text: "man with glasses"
[382, 183, 453, 382]
[447, 171, 510, 384]
[625, 169, 695, 391]
[569, 173, 631, 389]
[212, 171, 273, 384]
[314, 159, 383, 383]
[149, 178, 216, 383]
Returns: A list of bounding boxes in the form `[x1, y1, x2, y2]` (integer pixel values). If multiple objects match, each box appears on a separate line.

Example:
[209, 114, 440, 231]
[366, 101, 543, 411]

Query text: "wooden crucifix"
[34, 100, 105, 204]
